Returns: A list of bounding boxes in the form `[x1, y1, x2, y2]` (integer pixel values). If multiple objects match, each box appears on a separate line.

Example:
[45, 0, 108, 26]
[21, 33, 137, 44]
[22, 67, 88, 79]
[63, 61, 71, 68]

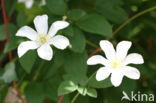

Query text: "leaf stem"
[71, 93, 80, 103]
[33, 60, 45, 81]
[113, 6, 156, 35]
[90, 6, 156, 56]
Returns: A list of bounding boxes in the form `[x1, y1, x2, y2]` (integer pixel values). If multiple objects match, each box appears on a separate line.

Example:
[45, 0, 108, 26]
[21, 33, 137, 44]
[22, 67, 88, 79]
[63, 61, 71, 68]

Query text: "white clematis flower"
[18, 0, 46, 9]
[87, 40, 144, 87]
[16, 14, 70, 61]
[18, 0, 34, 8]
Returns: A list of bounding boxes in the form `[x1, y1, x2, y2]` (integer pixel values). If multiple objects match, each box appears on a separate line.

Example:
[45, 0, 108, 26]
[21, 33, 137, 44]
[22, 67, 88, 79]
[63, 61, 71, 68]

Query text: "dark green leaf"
[19, 51, 37, 73]
[69, 28, 86, 53]
[88, 76, 112, 88]
[76, 14, 112, 37]
[46, 0, 68, 15]
[67, 9, 87, 21]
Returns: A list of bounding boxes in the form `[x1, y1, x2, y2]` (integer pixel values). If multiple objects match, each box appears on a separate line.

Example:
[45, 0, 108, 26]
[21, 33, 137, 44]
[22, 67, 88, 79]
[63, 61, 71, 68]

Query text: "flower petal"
[87, 55, 108, 66]
[34, 15, 48, 34]
[37, 44, 53, 61]
[16, 26, 37, 40]
[123, 53, 144, 65]
[122, 66, 140, 80]
[96, 67, 111, 81]
[111, 71, 123, 87]
[100, 40, 115, 60]
[48, 21, 69, 37]
[25, 0, 34, 8]
[116, 41, 132, 60]
[18, 41, 39, 58]
[49, 35, 69, 50]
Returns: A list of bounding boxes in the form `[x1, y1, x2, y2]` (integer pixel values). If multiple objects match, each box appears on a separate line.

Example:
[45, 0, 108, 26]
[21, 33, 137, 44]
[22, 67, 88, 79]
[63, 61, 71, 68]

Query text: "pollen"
[37, 34, 49, 44]
[111, 60, 121, 69]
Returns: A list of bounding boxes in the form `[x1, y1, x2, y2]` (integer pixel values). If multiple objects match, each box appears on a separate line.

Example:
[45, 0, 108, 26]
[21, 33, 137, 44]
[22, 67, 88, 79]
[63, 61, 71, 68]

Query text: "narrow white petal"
[49, 35, 70, 50]
[111, 71, 123, 87]
[96, 67, 111, 81]
[87, 55, 108, 66]
[25, 0, 34, 8]
[34, 15, 48, 34]
[18, 41, 39, 58]
[16, 26, 37, 40]
[37, 44, 53, 61]
[123, 53, 144, 65]
[100, 40, 116, 60]
[116, 41, 132, 60]
[48, 21, 69, 37]
[122, 66, 140, 80]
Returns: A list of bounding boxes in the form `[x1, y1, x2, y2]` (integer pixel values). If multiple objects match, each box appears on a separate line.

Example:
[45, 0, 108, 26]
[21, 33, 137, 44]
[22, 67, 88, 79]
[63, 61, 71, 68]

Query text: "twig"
[1, 0, 25, 103]
[57, 95, 64, 103]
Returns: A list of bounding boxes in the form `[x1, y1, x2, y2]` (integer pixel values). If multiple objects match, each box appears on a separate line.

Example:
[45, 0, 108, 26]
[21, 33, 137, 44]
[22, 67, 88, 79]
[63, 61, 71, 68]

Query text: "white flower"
[18, 0, 46, 8]
[87, 40, 144, 87]
[18, 0, 34, 8]
[16, 14, 70, 61]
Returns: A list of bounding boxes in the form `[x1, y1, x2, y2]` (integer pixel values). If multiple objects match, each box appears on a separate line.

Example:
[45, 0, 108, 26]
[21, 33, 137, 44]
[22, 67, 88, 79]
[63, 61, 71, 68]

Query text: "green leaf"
[3, 37, 21, 53]
[95, 0, 128, 24]
[0, 24, 17, 41]
[76, 14, 112, 37]
[2, 62, 17, 83]
[25, 83, 45, 103]
[86, 88, 97, 98]
[69, 28, 86, 53]
[62, 25, 74, 37]
[46, 0, 68, 15]
[67, 9, 87, 21]
[64, 51, 88, 85]
[19, 51, 37, 73]
[58, 81, 78, 96]
[0, 86, 8, 103]
[88, 76, 112, 88]
[77, 86, 87, 96]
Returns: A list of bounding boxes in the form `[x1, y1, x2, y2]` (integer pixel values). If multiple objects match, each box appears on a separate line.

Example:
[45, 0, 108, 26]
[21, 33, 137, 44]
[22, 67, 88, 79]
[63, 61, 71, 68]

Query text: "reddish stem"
[57, 96, 64, 103]
[1, 0, 13, 61]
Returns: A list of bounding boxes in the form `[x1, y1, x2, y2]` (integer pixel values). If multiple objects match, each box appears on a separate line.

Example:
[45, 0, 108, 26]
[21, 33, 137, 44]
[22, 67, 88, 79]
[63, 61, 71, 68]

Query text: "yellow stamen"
[111, 60, 121, 69]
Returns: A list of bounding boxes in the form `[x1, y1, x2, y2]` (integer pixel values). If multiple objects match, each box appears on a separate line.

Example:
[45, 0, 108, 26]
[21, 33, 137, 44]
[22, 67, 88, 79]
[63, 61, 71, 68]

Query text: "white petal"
[96, 67, 111, 81]
[49, 35, 69, 50]
[122, 66, 140, 80]
[100, 40, 115, 60]
[18, 0, 25, 2]
[116, 41, 132, 60]
[37, 44, 53, 61]
[16, 26, 37, 40]
[111, 71, 124, 87]
[34, 15, 48, 34]
[87, 55, 108, 66]
[48, 21, 69, 37]
[25, 0, 34, 8]
[123, 53, 144, 65]
[18, 41, 39, 58]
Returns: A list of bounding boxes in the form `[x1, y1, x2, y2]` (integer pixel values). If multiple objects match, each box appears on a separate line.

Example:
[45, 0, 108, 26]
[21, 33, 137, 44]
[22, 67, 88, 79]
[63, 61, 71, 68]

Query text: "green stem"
[70, 71, 97, 103]
[86, 40, 98, 48]
[113, 6, 156, 35]
[33, 60, 45, 81]
[71, 93, 80, 103]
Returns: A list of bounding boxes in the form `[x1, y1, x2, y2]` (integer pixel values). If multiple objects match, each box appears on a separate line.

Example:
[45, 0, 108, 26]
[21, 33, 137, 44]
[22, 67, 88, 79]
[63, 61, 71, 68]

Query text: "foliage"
[0, 0, 156, 103]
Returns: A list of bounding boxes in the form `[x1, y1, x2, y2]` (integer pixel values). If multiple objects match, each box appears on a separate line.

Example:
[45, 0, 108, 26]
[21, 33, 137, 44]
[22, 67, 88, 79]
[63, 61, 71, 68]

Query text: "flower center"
[37, 34, 49, 44]
[111, 60, 121, 69]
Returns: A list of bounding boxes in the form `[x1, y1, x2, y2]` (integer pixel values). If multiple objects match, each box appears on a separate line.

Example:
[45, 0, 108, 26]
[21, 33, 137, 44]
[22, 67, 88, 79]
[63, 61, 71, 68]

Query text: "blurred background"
[0, 0, 156, 103]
